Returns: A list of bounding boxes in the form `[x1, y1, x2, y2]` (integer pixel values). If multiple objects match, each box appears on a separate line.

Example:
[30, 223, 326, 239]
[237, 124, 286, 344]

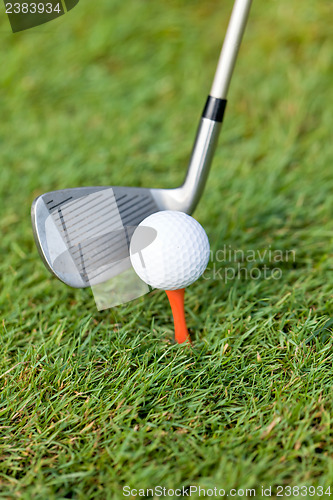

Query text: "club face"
[31, 186, 161, 288]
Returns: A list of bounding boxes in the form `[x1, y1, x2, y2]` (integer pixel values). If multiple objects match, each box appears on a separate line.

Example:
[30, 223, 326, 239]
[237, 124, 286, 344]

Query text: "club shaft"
[180, 0, 252, 214]
[211, 0, 252, 99]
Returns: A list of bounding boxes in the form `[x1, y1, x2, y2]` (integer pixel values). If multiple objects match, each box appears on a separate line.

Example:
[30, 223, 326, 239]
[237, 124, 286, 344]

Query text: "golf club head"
[31, 185, 190, 289]
[31, 113, 222, 291]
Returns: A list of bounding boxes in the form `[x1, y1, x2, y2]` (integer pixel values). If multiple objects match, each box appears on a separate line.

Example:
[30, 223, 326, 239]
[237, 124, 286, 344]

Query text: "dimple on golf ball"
[129, 210, 210, 290]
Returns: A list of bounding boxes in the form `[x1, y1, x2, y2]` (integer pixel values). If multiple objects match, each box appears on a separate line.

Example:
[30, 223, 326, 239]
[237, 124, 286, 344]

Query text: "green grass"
[1, 0, 333, 498]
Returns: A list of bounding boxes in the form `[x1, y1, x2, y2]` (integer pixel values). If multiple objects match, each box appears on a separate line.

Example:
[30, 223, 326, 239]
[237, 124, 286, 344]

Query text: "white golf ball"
[129, 210, 210, 290]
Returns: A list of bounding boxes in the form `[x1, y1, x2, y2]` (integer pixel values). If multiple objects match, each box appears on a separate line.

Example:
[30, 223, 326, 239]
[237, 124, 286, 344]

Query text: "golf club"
[31, 0, 252, 289]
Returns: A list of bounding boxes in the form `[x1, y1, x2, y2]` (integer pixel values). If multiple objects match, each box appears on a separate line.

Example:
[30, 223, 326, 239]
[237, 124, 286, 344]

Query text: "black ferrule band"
[202, 96, 227, 123]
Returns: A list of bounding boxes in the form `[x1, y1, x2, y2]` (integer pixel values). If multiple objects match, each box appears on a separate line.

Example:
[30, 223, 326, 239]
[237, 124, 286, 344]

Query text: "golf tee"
[165, 289, 191, 344]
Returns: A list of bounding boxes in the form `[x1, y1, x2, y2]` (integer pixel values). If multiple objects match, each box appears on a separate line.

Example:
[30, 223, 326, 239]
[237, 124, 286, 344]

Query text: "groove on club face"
[31, 186, 159, 288]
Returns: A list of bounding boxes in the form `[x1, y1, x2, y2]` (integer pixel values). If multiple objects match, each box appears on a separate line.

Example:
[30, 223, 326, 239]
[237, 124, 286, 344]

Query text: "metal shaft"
[180, 0, 252, 213]
[210, 0, 252, 99]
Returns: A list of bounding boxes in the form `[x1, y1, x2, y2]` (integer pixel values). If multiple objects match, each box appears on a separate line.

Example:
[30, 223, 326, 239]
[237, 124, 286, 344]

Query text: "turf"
[0, 0, 333, 498]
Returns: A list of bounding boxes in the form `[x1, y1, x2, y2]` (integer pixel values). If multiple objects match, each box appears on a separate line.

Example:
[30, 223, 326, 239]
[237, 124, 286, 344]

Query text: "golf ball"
[129, 210, 210, 290]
